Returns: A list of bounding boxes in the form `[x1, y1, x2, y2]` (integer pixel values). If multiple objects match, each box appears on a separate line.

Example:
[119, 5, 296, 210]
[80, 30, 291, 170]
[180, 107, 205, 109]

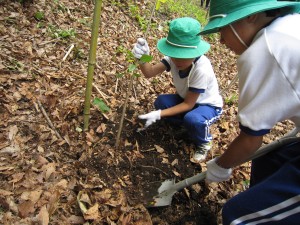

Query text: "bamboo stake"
[83, 0, 103, 131]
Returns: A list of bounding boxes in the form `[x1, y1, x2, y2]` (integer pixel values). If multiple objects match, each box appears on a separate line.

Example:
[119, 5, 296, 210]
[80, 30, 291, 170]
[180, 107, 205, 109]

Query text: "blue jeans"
[222, 141, 300, 225]
[154, 94, 222, 146]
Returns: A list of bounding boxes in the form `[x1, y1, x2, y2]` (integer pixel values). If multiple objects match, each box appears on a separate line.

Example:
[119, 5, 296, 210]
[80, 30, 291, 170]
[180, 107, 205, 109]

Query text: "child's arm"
[138, 91, 199, 128]
[139, 62, 166, 78]
[132, 38, 167, 78]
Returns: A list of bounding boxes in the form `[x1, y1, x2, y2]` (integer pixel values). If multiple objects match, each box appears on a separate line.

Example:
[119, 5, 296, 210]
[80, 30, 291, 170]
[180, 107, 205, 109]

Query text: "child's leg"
[183, 105, 222, 145]
[250, 140, 300, 187]
[154, 94, 185, 125]
[222, 149, 300, 225]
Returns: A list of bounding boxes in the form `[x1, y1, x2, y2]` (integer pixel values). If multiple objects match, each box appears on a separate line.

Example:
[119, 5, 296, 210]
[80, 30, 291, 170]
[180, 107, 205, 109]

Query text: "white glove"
[132, 38, 150, 59]
[138, 110, 161, 128]
[206, 157, 232, 183]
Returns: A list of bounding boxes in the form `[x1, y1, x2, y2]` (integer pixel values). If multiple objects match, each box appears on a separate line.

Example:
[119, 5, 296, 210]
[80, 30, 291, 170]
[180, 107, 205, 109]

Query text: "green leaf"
[93, 98, 110, 113]
[140, 54, 153, 63]
[128, 64, 137, 72]
[34, 11, 45, 21]
[133, 73, 141, 78]
[116, 73, 123, 78]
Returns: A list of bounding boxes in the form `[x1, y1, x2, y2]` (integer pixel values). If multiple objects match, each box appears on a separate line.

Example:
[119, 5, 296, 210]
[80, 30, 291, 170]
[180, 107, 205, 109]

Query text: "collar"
[178, 56, 201, 78]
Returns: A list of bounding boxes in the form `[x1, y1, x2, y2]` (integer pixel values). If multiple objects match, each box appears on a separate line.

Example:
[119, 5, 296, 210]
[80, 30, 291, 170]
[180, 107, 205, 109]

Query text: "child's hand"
[205, 157, 232, 184]
[138, 109, 161, 128]
[132, 38, 150, 59]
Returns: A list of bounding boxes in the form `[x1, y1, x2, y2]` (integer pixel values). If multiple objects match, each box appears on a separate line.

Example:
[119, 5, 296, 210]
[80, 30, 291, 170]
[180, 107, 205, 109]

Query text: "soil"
[82, 111, 221, 225]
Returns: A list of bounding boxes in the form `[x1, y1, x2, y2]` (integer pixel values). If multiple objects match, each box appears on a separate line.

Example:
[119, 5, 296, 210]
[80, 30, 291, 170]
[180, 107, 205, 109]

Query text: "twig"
[69, 73, 110, 105]
[115, 78, 119, 93]
[62, 44, 75, 61]
[220, 73, 239, 96]
[140, 165, 168, 176]
[37, 100, 63, 140]
[140, 148, 156, 152]
[116, 76, 134, 149]
[133, 83, 137, 100]
[38, 38, 61, 46]
[92, 84, 110, 105]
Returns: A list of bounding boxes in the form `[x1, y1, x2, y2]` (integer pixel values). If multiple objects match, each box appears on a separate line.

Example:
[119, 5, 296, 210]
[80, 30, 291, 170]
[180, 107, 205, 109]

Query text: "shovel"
[147, 128, 299, 207]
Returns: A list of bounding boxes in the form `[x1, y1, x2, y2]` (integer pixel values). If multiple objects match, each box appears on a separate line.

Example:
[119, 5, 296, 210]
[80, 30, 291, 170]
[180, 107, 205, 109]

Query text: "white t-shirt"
[237, 14, 300, 134]
[163, 55, 223, 108]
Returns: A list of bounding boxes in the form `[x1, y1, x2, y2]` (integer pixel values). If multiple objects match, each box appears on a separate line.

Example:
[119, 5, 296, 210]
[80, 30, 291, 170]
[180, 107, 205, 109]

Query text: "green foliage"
[157, 0, 207, 25]
[116, 73, 124, 78]
[53, 0, 68, 13]
[242, 179, 250, 189]
[129, 4, 149, 32]
[155, 0, 218, 41]
[128, 64, 137, 73]
[93, 98, 110, 113]
[225, 93, 238, 106]
[7, 58, 24, 72]
[73, 47, 86, 60]
[34, 11, 45, 21]
[47, 25, 76, 39]
[111, 0, 123, 7]
[140, 54, 153, 63]
[58, 28, 76, 38]
[78, 17, 92, 27]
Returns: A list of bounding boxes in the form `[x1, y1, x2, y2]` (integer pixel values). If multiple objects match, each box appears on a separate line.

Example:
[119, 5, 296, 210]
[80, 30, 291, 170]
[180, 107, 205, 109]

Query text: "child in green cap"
[132, 17, 223, 162]
[200, 0, 300, 224]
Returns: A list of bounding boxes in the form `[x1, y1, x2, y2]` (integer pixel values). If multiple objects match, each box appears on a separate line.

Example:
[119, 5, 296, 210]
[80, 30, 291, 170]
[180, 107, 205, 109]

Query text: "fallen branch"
[37, 100, 63, 140]
[115, 78, 119, 93]
[70, 73, 109, 105]
[140, 165, 168, 176]
[62, 44, 75, 61]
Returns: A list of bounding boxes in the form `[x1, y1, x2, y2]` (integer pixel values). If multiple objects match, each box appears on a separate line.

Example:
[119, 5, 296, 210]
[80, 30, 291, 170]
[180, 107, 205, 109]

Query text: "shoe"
[193, 142, 212, 162]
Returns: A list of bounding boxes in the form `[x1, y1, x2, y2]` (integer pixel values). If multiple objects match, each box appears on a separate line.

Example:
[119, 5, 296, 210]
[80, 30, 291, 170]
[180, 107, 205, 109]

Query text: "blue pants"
[154, 94, 222, 146]
[222, 141, 300, 225]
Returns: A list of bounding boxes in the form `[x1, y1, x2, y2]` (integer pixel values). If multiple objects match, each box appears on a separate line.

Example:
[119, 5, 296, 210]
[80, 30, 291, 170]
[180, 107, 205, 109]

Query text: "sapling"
[115, 54, 152, 148]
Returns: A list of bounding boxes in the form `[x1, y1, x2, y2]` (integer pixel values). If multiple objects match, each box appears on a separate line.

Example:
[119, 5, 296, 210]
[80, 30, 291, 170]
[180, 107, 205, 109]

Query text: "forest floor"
[0, 0, 294, 224]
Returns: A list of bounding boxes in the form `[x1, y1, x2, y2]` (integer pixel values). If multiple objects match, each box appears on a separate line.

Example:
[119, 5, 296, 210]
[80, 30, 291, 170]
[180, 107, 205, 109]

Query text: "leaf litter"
[0, 0, 294, 224]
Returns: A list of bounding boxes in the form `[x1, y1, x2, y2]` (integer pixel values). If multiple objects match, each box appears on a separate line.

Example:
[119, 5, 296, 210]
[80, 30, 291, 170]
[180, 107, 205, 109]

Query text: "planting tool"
[147, 128, 299, 207]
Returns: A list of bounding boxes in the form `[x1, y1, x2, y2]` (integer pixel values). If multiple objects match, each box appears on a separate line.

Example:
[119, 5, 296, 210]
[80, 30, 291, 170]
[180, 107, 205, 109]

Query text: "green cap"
[200, 0, 300, 35]
[157, 17, 210, 58]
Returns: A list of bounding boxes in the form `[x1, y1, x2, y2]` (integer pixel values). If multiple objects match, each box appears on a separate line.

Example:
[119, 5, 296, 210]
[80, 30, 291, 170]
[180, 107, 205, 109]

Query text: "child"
[200, 0, 300, 224]
[132, 17, 223, 162]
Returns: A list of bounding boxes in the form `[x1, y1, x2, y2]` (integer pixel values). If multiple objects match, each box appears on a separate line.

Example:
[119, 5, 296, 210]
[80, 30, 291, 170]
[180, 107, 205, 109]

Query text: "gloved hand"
[132, 38, 150, 59]
[206, 157, 232, 183]
[138, 110, 161, 128]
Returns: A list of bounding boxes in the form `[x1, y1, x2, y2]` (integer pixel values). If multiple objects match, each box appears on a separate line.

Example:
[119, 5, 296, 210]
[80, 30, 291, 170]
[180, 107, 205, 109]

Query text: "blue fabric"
[222, 141, 300, 225]
[154, 94, 222, 145]
[239, 123, 270, 136]
[161, 59, 171, 72]
[189, 87, 205, 93]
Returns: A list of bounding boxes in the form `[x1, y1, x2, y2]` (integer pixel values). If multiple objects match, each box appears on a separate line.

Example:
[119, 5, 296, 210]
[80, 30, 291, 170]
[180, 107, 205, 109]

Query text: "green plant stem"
[83, 0, 103, 131]
[116, 75, 134, 149]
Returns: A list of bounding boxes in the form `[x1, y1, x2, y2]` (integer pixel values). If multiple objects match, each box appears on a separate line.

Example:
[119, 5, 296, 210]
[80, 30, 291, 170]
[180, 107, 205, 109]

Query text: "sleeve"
[237, 29, 300, 132]
[161, 59, 171, 72]
[188, 58, 211, 91]
[161, 56, 171, 72]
